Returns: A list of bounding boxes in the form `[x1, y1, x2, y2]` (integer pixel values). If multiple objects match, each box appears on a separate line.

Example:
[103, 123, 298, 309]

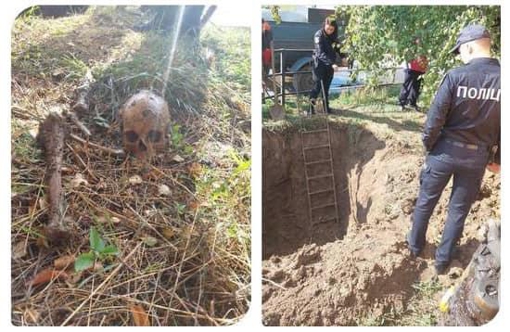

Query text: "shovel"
[269, 41, 285, 121]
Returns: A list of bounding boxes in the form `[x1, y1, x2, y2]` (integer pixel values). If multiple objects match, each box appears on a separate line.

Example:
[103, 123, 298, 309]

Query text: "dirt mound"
[262, 120, 500, 326]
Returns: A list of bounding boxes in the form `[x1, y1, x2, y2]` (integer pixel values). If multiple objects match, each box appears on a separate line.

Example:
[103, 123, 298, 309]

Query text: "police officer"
[309, 16, 343, 115]
[407, 24, 500, 274]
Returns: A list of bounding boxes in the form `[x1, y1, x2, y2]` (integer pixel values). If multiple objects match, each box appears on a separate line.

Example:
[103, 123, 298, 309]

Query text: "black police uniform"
[408, 57, 500, 271]
[309, 29, 341, 114]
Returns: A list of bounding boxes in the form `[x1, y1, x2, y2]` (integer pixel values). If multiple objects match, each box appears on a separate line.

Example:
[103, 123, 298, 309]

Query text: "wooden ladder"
[300, 116, 339, 225]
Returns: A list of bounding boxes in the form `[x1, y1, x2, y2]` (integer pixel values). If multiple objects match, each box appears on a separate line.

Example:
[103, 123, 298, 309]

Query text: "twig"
[126, 205, 178, 251]
[66, 143, 98, 182]
[70, 133, 126, 157]
[262, 277, 287, 290]
[149, 165, 195, 197]
[60, 242, 142, 326]
[67, 112, 91, 137]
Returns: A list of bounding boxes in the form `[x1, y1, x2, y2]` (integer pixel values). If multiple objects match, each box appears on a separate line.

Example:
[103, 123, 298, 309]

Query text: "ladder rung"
[303, 144, 330, 150]
[307, 173, 333, 180]
[311, 202, 336, 210]
[305, 159, 331, 166]
[302, 129, 329, 135]
[309, 188, 334, 195]
[312, 216, 337, 225]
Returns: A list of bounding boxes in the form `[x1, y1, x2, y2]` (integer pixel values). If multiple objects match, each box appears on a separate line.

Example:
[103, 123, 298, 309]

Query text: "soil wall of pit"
[262, 123, 385, 258]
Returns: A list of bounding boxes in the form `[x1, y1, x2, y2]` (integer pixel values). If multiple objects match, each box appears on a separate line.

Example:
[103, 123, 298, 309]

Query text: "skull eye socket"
[148, 130, 162, 143]
[125, 130, 139, 143]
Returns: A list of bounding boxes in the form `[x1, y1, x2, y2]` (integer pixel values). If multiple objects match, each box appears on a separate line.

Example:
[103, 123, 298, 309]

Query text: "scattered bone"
[38, 113, 73, 244]
[72, 69, 94, 114]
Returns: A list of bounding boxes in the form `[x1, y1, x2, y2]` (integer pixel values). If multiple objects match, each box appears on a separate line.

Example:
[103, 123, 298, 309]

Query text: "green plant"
[75, 227, 119, 272]
[338, 5, 500, 106]
[175, 202, 186, 216]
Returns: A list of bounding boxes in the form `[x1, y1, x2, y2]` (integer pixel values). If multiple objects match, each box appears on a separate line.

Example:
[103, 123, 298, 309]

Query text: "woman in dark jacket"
[309, 16, 341, 115]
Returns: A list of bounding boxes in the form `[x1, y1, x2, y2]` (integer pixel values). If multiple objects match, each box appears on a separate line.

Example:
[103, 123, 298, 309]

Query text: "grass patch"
[395, 280, 444, 326]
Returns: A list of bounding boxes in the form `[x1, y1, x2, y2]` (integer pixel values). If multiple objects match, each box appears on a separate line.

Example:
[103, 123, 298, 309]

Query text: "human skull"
[119, 90, 170, 159]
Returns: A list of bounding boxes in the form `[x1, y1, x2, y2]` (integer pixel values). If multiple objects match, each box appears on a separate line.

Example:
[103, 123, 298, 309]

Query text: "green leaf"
[75, 252, 95, 272]
[90, 227, 105, 252]
[101, 245, 119, 256]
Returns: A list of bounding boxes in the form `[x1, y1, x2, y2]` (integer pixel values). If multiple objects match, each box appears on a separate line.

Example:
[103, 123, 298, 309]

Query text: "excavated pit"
[263, 122, 386, 258]
[262, 120, 500, 326]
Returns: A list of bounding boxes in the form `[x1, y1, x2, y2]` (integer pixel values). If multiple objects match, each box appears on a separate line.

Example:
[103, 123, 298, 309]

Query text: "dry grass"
[11, 6, 250, 326]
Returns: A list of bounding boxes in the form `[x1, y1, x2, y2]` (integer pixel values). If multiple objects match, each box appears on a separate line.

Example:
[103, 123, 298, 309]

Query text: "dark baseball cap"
[450, 24, 491, 54]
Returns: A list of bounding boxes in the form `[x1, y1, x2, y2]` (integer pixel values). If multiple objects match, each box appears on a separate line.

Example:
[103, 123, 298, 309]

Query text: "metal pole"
[280, 50, 286, 106]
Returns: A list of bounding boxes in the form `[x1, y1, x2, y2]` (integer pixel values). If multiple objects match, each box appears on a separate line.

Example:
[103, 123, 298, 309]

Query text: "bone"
[72, 69, 94, 114]
[38, 112, 73, 244]
[67, 112, 91, 137]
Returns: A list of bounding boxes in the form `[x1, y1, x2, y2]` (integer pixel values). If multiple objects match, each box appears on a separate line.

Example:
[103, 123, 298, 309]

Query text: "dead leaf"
[61, 166, 74, 175]
[27, 268, 69, 286]
[39, 197, 48, 210]
[28, 200, 38, 216]
[189, 201, 200, 211]
[129, 304, 150, 326]
[70, 173, 88, 188]
[53, 255, 75, 270]
[158, 184, 171, 196]
[144, 209, 157, 217]
[52, 68, 65, 78]
[97, 215, 121, 224]
[12, 241, 27, 260]
[36, 236, 50, 249]
[67, 271, 83, 284]
[142, 236, 158, 247]
[172, 155, 184, 163]
[188, 162, 202, 177]
[145, 169, 163, 181]
[92, 262, 104, 272]
[129, 175, 143, 185]
[161, 227, 175, 240]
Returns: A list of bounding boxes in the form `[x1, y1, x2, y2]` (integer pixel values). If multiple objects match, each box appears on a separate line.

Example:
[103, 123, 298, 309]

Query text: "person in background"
[399, 37, 428, 111]
[309, 16, 342, 115]
[262, 19, 273, 79]
[407, 24, 500, 275]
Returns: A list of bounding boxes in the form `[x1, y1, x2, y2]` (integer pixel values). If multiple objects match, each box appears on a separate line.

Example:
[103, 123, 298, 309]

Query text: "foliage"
[74, 227, 119, 272]
[201, 25, 251, 96]
[337, 5, 500, 105]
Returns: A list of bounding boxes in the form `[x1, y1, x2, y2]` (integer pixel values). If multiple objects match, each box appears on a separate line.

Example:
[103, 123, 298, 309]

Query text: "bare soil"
[262, 118, 500, 326]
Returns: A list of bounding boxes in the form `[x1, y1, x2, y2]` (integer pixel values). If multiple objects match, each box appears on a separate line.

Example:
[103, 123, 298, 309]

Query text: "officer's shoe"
[406, 232, 421, 258]
[434, 262, 450, 275]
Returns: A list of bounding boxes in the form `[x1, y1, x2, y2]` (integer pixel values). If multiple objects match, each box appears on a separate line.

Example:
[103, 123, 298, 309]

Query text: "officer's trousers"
[310, 62, 334, 113]
[399, 69, 423, 107]
[409, 140, 489, 265]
